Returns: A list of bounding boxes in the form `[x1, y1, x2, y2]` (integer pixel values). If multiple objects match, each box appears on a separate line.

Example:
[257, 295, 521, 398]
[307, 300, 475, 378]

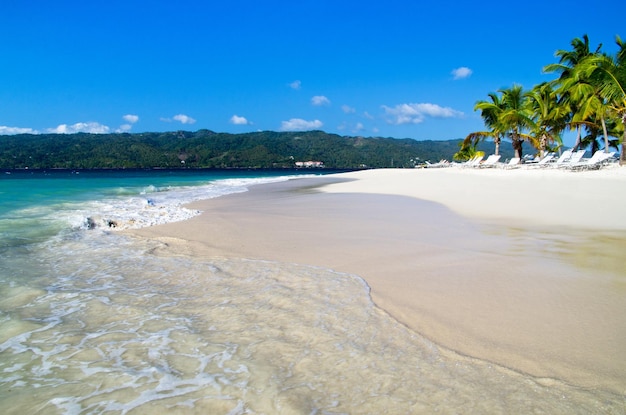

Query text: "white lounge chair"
[558, 150, 586, 168]
[424, 159, 450, 168]
[461, 155, 484, 168]
[552, 149, 573, 167]
[567, 151, 616, 170]
[470, 155, 484, 166]
[537, 154, 555, 165]
[527, 153, 555, 168]
[570, 150, 587, 163]
[523, 154, 540, 164]
[504, 157, 521, 169]
[479, 154, 501, 168]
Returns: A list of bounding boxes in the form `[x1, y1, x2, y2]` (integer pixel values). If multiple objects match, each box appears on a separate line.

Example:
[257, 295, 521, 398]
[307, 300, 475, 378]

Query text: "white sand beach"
[322, 165, 626, 231]
[131, 165, 626, 395]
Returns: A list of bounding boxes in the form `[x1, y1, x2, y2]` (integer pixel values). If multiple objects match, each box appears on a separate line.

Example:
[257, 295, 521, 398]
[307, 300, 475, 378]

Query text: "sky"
[1, 1, 625, 147]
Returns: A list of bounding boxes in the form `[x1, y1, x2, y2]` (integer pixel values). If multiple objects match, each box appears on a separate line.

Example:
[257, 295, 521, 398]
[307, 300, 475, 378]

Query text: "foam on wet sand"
[131, 165, 626, 395]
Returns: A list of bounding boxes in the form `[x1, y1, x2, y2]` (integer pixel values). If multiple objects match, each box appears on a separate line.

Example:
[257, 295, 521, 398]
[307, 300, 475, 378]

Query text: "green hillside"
[0, 130, 515, 169]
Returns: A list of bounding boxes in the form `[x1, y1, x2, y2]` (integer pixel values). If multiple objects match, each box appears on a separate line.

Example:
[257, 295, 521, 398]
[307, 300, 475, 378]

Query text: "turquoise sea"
[0, 169, 622, 414]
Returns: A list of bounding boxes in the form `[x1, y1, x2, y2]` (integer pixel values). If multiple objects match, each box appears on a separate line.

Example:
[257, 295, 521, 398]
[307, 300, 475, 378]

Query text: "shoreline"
[129, 167, 626, 394]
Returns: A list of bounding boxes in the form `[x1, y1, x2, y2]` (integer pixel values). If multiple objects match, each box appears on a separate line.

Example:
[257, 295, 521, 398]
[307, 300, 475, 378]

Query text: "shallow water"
[1, 232, 623, 414]
[1, 170, 624, 414]
[0, 169, 309, 247]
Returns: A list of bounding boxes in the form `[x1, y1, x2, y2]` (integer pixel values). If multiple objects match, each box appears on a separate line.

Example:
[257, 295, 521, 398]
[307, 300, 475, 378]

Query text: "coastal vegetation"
[459, 34, 626, 164]
[0, 130, 506, 170]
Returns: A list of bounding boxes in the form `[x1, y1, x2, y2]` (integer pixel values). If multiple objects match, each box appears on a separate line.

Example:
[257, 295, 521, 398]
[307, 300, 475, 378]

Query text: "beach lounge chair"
[557, 150, 586, 168]
[522, 154, 539, 164]
[463, 155, 484, 168]
[504, 157, 521, 169]
[567, 151, 616, 171]
[467, 156, 485, 167]
[537, 154, 554, 165]
[424, 159, 450, 168]
[552, 149, 573, 167]
[570, 150, 587, 163]
[479, 154, 501, 168]
[527, 153, 555, 168]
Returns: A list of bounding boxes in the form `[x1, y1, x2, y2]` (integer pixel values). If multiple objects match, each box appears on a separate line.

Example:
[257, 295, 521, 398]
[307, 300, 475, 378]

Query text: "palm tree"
[577, 36, 626, 164]
[496, 85, 537, 159]
[563, 52, 616, 155]
[468, 85, 536, 161]
[458, 92, 506, 160]
[544, 34, 603, 151]
[526, 83, 568, 157]
[544, 35, 601, 72]
[474, 91, 506, 156]
[453, 139, 480, 161]
[466, 34, 625, 165]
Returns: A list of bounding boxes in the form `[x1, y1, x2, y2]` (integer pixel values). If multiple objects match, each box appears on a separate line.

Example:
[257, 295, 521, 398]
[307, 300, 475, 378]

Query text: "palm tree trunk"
[540, 133, 548, 158]
[512, 137, 523, 159]
[573, 126, 582, 151]
[621, 114, 626, 165]
[601, 117, 609, 153]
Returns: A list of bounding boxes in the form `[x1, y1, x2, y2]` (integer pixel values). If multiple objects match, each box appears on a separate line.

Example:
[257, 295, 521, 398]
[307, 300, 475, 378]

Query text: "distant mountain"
[0, 130, 519, 169]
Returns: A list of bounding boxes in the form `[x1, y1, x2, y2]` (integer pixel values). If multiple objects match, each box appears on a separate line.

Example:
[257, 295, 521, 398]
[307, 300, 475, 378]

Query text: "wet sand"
[131, 166, 626, 394]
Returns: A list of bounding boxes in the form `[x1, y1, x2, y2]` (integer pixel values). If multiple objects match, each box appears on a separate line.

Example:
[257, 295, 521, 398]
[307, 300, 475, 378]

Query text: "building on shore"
[295, 161, 324, 168]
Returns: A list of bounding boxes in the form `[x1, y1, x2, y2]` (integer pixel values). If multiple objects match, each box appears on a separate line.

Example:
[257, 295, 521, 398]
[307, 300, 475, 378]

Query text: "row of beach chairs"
[457, 154, 502, 168]
[522, 149, 617, 170]
[505, 150, 617, 170]
[425, 150, 617, 170]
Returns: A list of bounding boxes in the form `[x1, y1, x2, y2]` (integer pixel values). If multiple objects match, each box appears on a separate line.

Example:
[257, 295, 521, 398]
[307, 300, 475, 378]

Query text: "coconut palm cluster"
[459, 35, 626, 165]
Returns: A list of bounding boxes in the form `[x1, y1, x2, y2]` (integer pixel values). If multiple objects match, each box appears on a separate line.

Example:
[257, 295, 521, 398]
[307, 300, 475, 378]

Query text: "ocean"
[0, 169, 621, 414]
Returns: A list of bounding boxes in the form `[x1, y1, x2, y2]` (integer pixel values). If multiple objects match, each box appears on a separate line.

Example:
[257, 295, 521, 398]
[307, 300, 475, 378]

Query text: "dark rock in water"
[86, 217, 118, 229]
[86, 217, 98, 230]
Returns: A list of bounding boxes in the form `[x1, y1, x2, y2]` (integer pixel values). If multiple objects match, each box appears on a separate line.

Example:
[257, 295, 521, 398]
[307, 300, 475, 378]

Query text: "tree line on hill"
[0, 130, 514, 170]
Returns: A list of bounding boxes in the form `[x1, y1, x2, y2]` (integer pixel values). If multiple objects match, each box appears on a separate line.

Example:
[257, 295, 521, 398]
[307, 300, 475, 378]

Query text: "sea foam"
[11, 176, 297, 234]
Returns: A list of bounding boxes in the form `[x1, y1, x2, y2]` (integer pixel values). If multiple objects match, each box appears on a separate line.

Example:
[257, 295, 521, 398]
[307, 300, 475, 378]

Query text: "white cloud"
[382, 103, 463, 125]
[341, 105, 356, 114]
[173, 114, 196, 124]
[0, 126, 39, 135]
[167, 114, 196, 124]
[47, 122, 110, 134]
[115, 115, 140, 133]
[280, 118, 323, 131]
[289, 80, 302, 90]
[451, 67, 472, 80]
[230, 115, 250, 125]
[122, 114, 139, 124]
[311, 95, 331, 106]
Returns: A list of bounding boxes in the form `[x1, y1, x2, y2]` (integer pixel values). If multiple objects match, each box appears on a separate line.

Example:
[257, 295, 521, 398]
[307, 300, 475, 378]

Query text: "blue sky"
[1, 1, 625, 147]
